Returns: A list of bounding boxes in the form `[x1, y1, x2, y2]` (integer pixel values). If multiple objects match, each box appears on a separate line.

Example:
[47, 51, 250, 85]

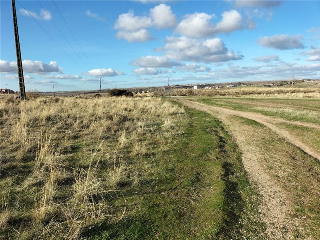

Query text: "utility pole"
[99, 76, 102, 92]
[11, 0, 26, 100]
[292, 75, 295, 88]
[167, 77, 170, 97]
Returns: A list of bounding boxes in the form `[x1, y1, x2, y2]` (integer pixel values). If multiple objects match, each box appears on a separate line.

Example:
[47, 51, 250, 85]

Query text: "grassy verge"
[84, 103, 265, 239]
[197, 97, 320, 125]
[0, 96, 264, 239]
[229, 115, 320, 238]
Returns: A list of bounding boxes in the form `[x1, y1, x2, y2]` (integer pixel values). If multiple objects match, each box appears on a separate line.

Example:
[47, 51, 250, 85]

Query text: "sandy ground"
[178, 99, 319, 239]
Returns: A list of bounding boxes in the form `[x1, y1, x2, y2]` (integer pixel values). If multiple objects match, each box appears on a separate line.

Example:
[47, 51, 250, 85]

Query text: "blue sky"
[1, 0, 320, 92]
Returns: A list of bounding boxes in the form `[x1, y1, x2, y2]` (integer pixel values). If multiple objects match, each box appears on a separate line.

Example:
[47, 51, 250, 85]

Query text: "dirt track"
[179, 100, 320, 162]
[177, 99, 320, 239]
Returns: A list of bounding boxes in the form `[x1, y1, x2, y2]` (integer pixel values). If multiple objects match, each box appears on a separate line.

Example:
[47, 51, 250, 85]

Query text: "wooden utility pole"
[99, 77, 102, 92]
[11, 0, 26, 100]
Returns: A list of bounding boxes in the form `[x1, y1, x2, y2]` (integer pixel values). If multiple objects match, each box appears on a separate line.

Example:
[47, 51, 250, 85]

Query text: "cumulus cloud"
[0, 60, 62, 74]
[150, 4, 177, 29]
[85, 10, 106, 22]
[254, 55, 280, 63]
[158, 36, 243, 63]
[20, 9, 51, 21]
[84, 68, 124, 77]
[235, 0, 283, 8]
[114, 5, 177, 42]
[215, 10, 243, 33]
[115, 12, 153, 32]
[116, 29, 152, 42]
[176, 64, 211, 72]
[131, 56, 181, 68]
[175, 10, 245, 38]
[114, 11, 153, 42]
[134, 68, 159, 75]
[176, 13, 216, 38]
[301, 48, 320, 61]
[258, 34, 305, 50]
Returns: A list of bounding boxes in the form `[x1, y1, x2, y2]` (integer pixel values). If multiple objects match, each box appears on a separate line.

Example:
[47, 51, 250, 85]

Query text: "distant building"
[0, 88, 15, 94]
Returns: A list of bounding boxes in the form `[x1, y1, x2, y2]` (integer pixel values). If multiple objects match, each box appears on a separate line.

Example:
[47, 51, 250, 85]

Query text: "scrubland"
[1, 83, 320, 239]
[170, 81, 320, 98]
[0, 95, 261, 239]
[0, 96, 184, 238]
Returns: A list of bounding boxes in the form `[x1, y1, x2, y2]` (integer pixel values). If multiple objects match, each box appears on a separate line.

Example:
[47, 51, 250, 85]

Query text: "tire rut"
[177, 99, 316, 239]
[181, 100, 320, 162]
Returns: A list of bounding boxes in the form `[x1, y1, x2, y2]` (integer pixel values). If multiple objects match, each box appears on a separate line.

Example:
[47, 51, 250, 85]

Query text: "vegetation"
[181, 95, 320, 238]
[2, 84, 320, 239]
[0, 96, 263, 239]
[169, 83, 320, 98]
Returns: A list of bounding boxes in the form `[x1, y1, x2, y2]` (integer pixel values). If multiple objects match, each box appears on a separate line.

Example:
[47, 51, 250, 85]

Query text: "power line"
[37, 0, 89, 69]
[17, 0, 85, 72]
[51, 0, 95, 69]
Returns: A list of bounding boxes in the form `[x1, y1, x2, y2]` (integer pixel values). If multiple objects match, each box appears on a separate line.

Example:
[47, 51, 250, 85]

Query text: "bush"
[109, 89, 133, 97]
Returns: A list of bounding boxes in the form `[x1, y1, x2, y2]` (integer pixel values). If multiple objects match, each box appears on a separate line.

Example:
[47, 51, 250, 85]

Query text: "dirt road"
[178, 99, 320, 239]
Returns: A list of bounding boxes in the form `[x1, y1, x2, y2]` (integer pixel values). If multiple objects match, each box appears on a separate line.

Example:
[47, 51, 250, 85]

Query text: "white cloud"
[39, 80, 58, 84]
[114, 5, 177, 42]
[150, 4, 177, 29]
[84, 69, 124, 77]
[254, 55, 280, 62]
[134, 68, 159, 75]
[115, 12, 153, 32]
[258, 34, 305, 50]
[85, 10, 106, 22]
[116, 29, 152, 43]
[204, 62, 320, 80]
[215, 10, 243, 33]
[235, 0, 283, 8]
[0, 60, 62, 74]
[114, 11, 153, 42]
[176, 13, 216, 38]
[176, 10, 245, 38]
[158, 36, 243, 63]
[176, 64, 211, 72]
[131, 56, 181, 68]
[301, 48, 320, 61]
[3, 75, 33, 80]
[44, 75, 84, 79]
[20, 9, 51, 21]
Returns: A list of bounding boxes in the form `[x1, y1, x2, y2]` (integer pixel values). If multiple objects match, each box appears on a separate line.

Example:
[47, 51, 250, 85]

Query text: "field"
[1, 84, 320, 239]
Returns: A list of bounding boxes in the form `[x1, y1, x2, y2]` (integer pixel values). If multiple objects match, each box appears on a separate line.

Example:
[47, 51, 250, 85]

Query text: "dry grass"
[171, 85, 320, 98]
[0, 96, 185, 239]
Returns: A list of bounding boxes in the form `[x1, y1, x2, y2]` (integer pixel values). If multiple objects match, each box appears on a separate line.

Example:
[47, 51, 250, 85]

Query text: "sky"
[1, 0, 320, 92]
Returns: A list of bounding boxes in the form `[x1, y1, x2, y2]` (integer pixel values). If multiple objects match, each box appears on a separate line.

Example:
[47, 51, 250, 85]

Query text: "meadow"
[1, 83, 320, 239]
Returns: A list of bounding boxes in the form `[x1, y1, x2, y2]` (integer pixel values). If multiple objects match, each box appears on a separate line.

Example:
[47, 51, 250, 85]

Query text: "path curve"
[177, 98, 317, 239]
[180, 99, 320, 162]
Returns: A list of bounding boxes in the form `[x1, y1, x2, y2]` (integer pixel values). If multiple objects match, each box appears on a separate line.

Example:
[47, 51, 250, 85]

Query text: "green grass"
[0, 97, 265, 239]
[226, 114, 320, 238]
[197, 97, 320, 125]
[82, 105, 265, 239]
